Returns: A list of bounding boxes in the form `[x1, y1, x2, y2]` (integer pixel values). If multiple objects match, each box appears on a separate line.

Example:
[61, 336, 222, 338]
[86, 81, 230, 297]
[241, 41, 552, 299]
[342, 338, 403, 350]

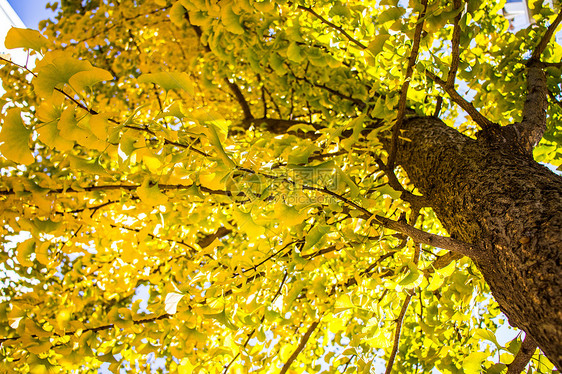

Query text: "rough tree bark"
[392, 116, 562, 368]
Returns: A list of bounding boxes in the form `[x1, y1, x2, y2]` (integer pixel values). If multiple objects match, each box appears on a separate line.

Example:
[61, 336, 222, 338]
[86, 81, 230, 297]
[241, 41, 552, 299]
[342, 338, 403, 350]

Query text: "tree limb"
[435, 0, 463, 117]
[387, 0, 428, 169]
[507, 334, 537, 374]
[426, 70, 495, 130]
[385, 213, 421, 374]
[375, 158, 427, 208]
[372, 215, 480, 260]
[531, 9, 562, 61]
[279, 320, 321, 374]
[296, 5, 368, 50]
[184, 13, 254, 120]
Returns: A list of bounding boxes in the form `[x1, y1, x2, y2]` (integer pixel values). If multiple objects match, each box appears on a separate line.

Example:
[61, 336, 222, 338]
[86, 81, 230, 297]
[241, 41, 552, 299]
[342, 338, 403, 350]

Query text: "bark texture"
[393, 117, 562, 368]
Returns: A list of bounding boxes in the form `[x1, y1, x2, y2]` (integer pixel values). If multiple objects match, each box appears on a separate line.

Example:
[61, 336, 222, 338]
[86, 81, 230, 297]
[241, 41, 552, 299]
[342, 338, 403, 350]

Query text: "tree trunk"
[392, 117, 562, 368]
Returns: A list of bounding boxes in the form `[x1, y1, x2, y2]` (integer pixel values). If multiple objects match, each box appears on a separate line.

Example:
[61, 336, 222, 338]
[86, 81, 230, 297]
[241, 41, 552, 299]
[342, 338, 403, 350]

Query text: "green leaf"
[303, 224, 331, 252]
[221, 4, 245, 35]
[5, 27, 50, 52]
[287, 42, 305, 63]
[475, 328, 501, 348]
[462, 351, 488, 373]
[138, 72, 195, 94]
[368, 31, 391, 55]
[204, 309, 237, 330]
[399, 262, 423, 288]
[0, 108, 34, 165]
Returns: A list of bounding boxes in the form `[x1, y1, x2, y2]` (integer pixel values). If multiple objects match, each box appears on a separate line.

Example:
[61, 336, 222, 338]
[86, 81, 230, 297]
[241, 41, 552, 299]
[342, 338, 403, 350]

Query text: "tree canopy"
[0, 0, 561, 373]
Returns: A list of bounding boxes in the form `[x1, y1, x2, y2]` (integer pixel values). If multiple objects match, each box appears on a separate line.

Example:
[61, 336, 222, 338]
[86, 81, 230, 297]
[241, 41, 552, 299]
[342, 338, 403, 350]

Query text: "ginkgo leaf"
[138, 72, 194, 94]
[164, 292, 184, 314]
[137, 180, 169, 206]
[33, 51, 92, 97]
[303, 224, 331, 252]
[287, 42, 305, 63]
[16, 238, 35, 267]
[68, 68, 113, 93]
[0, 108, 34, 165]
[221, 4, 245, 35]
[5, 27, 50, 52]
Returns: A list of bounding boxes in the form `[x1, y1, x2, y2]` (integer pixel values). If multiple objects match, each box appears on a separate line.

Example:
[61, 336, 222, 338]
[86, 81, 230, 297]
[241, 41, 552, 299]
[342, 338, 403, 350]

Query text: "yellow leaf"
[0, 108, 34, 164]
[17, 238, 35, 267]
[138, 71, 194, 94]
[137, 180, 168, 206]
[33, 51, 92, 97]
[69, 67, 113, 93]
[5, 27, 50, 52]
[178, 357, 196, 374]
[232, 207, 265, 240]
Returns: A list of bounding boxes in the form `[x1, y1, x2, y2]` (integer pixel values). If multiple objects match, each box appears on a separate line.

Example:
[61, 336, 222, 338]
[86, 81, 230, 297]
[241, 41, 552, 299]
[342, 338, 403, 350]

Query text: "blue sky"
[7, 0, 56, 29]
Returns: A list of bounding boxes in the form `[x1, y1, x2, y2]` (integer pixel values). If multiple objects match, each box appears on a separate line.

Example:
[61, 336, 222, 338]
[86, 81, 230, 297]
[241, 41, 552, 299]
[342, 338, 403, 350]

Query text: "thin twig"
[0, 314, 171, 343]
[297, 5, 368, 50]
[279, 320, 321, 374]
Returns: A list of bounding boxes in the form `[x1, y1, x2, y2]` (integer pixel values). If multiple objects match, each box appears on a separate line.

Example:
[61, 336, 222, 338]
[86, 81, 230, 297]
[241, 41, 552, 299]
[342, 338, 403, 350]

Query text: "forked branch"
[427, 71, 495, 130]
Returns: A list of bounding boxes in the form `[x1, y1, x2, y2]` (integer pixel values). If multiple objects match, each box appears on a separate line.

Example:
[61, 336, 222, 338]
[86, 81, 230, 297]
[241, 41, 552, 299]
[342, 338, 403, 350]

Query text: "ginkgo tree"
[0, 0, 561, 372]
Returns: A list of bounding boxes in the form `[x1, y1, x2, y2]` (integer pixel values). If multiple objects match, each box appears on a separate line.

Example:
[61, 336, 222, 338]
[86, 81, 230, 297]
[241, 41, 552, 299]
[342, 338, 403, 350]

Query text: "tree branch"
[296, 5, 368, 50]
[435, 0, 463, 117]
[279, 320, 321, 374]
[184, 13, 253, 120]
[531, 9, 562, 61]
[387, 0, 428, 169]
[0, 314, 171, 344]
[507, 334, 537, 374]
[385, 293, 412, 374]
[426, 70, 495, 130]
[385, 213, 421, 374]
[514, 59, 548, 152]
[372, 215, 480, 260]
[510, 10, 562, 152]
[375, 158, 427, 208]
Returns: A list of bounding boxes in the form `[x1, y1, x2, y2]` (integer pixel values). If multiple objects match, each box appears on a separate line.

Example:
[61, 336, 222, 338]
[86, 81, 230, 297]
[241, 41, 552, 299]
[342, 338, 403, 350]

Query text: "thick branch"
[515, 60, 548, 152]
[531, 9, 562, 60]
[506, 334, 537, 374]
[279, 320, 320, 374]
